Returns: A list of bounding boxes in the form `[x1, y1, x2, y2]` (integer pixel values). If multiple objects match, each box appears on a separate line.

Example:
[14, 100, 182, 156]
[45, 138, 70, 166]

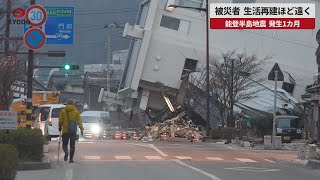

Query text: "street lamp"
[221, 51, 243, 127]
[168, 1, 211, 135]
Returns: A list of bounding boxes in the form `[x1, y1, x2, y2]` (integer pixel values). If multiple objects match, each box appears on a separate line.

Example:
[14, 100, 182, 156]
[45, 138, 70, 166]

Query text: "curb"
[307, 159, 320, 169]
[17, 155, 51, 171]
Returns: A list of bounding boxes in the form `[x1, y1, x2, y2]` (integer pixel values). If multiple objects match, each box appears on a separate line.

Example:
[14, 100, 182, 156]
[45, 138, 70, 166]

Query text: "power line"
[242, 30, 317, 49]
[75, 8, 138, 13]
[75, 9, 138, 15]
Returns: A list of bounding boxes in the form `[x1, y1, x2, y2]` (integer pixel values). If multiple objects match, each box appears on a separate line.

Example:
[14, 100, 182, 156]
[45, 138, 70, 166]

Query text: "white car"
[34, 104, 79, 141]
[81, 111, 111, 139]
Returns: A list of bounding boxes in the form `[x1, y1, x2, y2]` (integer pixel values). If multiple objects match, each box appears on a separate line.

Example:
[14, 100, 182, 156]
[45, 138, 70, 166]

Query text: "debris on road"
[144, 112, 205, 142]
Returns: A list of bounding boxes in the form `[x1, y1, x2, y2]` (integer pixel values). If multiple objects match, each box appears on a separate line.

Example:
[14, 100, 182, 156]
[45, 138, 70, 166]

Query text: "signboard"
[24, 28, 46, 50]
[25, 5, 47, 27]
[24, 7, 74, 44]
[268, 63, 284, 81]
[0, 111, 17, 130]
[210, 3, 315, 29]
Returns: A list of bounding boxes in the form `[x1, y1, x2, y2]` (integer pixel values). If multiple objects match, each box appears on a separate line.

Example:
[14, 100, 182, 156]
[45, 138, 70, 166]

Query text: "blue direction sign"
[24, 7, 74, 45]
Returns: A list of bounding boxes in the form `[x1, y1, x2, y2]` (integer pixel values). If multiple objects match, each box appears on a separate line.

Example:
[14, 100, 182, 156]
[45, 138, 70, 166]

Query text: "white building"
[119, 0, 318, 117]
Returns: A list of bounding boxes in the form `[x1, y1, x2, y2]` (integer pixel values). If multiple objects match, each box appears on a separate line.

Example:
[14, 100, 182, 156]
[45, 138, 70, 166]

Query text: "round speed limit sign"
[26, 5, 47, 27]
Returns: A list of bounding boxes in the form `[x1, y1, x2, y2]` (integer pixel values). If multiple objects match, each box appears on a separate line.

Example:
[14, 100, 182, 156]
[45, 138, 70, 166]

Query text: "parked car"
[34, 104, 79, 141]
[80, 111, 111, 139]
[276, 115, 303, 142]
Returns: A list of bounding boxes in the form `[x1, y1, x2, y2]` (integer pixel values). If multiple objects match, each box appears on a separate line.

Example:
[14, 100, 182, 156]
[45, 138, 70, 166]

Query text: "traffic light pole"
[26, 0, 36, 129]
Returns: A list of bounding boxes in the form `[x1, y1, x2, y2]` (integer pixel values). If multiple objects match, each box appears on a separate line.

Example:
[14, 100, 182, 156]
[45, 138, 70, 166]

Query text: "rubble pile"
[145, 112, 206, 142]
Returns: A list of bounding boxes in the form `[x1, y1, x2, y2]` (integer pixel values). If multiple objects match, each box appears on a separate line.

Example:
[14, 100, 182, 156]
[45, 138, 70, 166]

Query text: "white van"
[34, 104, 79, 141]
[80, 111, 111, 139]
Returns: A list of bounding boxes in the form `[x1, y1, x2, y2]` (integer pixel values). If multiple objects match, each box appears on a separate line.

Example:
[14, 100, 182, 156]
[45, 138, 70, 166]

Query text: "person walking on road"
[59, 100, 84, 163]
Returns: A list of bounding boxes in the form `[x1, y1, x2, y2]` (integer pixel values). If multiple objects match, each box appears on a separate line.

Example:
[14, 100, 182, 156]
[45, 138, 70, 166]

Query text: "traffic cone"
[115, 131, 120, 140]
[163, 132, 167, 141]
[102, 130, 107, 140]
[193, 134, 198, 143]
[122, 131, 127, 140]
[132, 132, 137, 140]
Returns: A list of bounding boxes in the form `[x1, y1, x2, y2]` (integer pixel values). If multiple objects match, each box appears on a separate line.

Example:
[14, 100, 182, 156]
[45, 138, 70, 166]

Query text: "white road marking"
[79, 141, 95, 144]
[216, 142, 226, 144]
[126, 143, 150, 148]
[84, 156, 101, 160]
[227, 146, 236, 150]
[235, 158, 257, 163]
[172, 159, 221, 180]
[206, 157, 224, 161]
[145, 156, 163, 160]
[80, 159, 170, 162]
[54, 155, 63, 160]
[149, 144, 168, 157]
[115, 156, 132, 160]
[175, 156, 192, 160]
[65, 165, 74, 180]
[225, 167, 280, 172]
[264, 159, 277, 163]
[157, 147, 225, 150]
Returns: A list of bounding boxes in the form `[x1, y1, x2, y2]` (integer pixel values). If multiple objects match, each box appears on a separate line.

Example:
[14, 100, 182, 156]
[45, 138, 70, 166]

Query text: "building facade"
[119, 0, 318, 127]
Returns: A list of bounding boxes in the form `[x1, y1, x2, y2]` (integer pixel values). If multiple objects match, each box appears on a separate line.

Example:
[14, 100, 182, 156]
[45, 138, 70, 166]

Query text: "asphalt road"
[16, 139, 320, 180]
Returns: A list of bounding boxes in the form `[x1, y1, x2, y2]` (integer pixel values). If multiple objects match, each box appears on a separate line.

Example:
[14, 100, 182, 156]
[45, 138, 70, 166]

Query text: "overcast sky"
[2, 0, 141, 66]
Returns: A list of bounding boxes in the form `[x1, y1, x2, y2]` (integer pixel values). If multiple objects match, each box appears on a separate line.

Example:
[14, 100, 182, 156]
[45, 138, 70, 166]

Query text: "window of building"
[181, 58, 198, 79]
[160, 15, 190, 33]
[177, 0, 204, 9]
[282, 82, 295, 94]
[160, 15, 180, 30]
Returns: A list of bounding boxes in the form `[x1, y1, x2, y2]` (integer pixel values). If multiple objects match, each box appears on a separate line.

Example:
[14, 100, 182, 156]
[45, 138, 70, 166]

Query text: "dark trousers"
[62, 133, 76, 160]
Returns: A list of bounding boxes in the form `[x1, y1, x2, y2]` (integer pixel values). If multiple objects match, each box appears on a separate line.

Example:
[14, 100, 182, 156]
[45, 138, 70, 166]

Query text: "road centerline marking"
[149, 144, 168, 157]
[225, 167, 280, 172]
[235, 158, 257, 163]
[115, 156, 132, 160]
[145, 156, 163, 160]
[84, 156, 101, 160]
[175, 156, 192, 160]
[264, 159, 277, 163]
[206, 157, 224, 161]
[172, 159, 221, 180]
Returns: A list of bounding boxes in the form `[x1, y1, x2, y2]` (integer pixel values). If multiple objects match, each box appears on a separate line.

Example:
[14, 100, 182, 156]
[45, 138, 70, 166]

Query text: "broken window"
[181, 58, 198, 79]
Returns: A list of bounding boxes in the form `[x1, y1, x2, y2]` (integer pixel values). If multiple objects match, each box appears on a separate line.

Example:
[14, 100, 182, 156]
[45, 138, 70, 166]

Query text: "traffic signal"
[63, 64, 79, 70]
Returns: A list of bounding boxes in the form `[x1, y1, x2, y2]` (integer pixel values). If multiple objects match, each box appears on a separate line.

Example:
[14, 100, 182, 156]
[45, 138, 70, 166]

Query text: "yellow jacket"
[58, 105, 84, 134]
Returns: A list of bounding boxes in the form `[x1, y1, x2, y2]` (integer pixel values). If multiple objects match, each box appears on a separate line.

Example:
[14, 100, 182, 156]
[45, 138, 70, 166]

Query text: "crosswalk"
[52, 155, 276, 163]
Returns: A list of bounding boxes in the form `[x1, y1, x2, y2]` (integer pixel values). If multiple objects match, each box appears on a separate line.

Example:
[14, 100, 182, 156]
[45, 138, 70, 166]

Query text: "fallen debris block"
[145, 111, 205, 142]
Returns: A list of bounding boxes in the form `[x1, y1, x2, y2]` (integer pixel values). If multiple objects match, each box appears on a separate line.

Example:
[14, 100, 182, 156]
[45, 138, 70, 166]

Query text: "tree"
[189, 51, 269, 127]
[0, 0, 27, 110]
[0, 40, 26, 110]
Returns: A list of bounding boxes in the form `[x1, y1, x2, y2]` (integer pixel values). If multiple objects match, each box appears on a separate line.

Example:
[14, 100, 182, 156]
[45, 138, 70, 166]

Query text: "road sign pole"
[272, 70, 278, 149]
[26, 0, 36, 129]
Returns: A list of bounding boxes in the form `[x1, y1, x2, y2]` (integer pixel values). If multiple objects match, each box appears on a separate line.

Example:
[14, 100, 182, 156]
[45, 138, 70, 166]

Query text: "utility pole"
[205, 0, 210, 136]
[230, 59, 234, 127]
[26, 0, 36, 129]
[1, 0, 12, 111]
[106, 26, 111, 93]
[272, 70, 278, 149]
[104, 23, 118, 110]
[4, 0, 11, 55]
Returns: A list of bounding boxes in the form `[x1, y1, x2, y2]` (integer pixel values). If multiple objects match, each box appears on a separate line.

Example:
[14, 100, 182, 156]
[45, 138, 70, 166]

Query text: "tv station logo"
[9, 8, 30, 24]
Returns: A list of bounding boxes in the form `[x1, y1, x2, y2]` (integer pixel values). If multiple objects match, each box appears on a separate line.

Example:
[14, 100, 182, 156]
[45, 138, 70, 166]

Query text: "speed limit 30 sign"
[25, 5, 47, 27]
